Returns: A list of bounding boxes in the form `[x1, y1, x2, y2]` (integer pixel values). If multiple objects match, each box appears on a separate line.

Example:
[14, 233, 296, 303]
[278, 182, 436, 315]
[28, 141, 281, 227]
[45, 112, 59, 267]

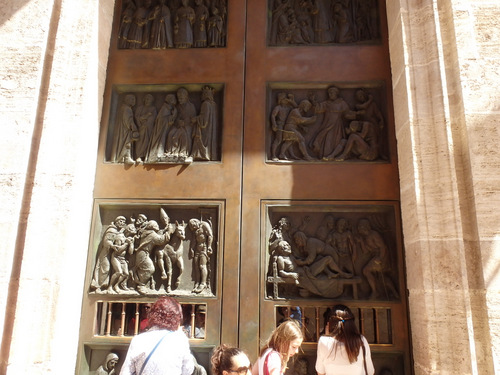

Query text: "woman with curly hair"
[211, 344, 252, 375]
[315, 304, 374, 375]
[252, 319, 303, 375]
[120, 297, 194, 375]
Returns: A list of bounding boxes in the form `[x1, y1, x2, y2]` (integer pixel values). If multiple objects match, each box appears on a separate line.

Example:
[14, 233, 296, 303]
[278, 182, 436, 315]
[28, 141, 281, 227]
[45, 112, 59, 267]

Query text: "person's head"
[143, 93, 154, 105]
[355, 89, 367, 103]
[278, 217, 291, 231]
[299, 99, 312, 112]
[357, 219, 371, 236]
[263, 319, 303, 369]
[326, 304, 362, 363]
[165, 93, 176, 106]
[146, 296, 183, 331]
[189, 218, 200, 230]
[135, 213, 147, 227]
[336, 218, 347, 233]
[104, 352, 119, 371]
[125, 94, 136, 106]
[277, 240, 292, 256]
[293, 231, 307, 247]
[327, 86, 339, 100]
[177, 87, 189, 104]
[146, 220, 160, 231]
[277, 92, 287, 104]
[211, 344, 251, 375]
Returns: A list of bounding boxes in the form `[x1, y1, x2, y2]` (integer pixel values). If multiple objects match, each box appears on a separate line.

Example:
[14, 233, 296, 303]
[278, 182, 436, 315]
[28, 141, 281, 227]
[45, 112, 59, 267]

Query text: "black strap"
[138, 334, 167, 375]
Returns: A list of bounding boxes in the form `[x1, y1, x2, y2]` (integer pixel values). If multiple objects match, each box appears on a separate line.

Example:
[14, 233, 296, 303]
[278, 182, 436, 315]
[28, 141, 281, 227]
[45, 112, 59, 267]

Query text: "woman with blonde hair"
[252, 319, 303, 375]
[315, 304, 374, 375]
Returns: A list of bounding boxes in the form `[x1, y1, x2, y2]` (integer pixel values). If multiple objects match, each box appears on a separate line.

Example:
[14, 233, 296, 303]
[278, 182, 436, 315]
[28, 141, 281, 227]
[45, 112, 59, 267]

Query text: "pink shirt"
[251, 349, 283, 375]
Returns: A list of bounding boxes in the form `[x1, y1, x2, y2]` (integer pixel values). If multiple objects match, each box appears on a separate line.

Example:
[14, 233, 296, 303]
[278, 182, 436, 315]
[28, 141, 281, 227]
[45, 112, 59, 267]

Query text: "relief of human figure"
[191, 86, 217, 161]
[174, 0, 195, 48]
[311, 0, 333, 43]
[275, 240, 301, 285]
[111, 94, 139, 165]
[326, 218, 356, 274]
[332, 2, 353, 43]
[165, 87, 196, 162]
[188, 218, 214, 294]
[146, 94, 177, 163]
[96, 352, 119, 375]
[108, 229, 134, 294]
[309, 86, 353, 160]
[207, 6, 223, 47]
[193, 0, 209, 47]
[270, 92, 297, 161]
[118, 0, 136, 48]
[149, 0, 174, 49]
[356, 219, 399, 299]
[127, 0, 153, 49]
[270, 0, 292, 45]
[292, 231, 352, 279]
[131, 219, 171, 294]
[331, 120, 379, 161]
[90, 216, 127, 293]
[279, 99, 317, 161]
[134, 94, 157, 163]
[295, 0, 315, 44]
[161, 220, 187, 293]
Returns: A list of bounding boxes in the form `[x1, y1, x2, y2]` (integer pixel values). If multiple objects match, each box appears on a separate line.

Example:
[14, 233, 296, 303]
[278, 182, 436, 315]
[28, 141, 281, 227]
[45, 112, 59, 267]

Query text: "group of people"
[118, 296, 374, 374]
[270, 0, 380, 46]
[119, 0, 227, 50]
[270, 87, 385, 163]
[111, 86, 218, 165]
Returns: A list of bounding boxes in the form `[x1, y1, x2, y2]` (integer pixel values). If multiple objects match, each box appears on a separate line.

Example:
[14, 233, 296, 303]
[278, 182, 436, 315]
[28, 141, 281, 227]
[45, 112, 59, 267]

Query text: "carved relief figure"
[279, 99, 317, 161]
[131, 220, 171, 294]
[165, 87, 196, 163]
[310, 86, 352, 159]
[312, 0, 333, 43]
[128, 0, 153, 49]
[90, 216, 127, 293]
[191, 86, 217, 161]
[149, 0, 174, 49]
[135, 94, 157, 163]
[326, 218, 356, 274]
[108, 231, 134, 294]
[207, 6, 224, 47]
[332, 120, 379, 161]
[188, 218, 214, 293]
[174, 0, 195, 48]
[146, 94, 177, 163]
[111, 94, 138, 165]
[295, 0, 315, 44]
[356, 219, 399, 299]
[332, 2, 353, 43]
[270, 0, 291, 45]
[193, 0, 209, 47]
[96, 352, 119, 375]
[118, 0, 136, 48]
[271, 92, 297, 161]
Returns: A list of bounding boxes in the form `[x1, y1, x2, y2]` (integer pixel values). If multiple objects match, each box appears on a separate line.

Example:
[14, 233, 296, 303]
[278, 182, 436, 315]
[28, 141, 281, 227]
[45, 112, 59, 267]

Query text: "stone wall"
[0, 0, 113, 372]
[387, 0, 500, 373]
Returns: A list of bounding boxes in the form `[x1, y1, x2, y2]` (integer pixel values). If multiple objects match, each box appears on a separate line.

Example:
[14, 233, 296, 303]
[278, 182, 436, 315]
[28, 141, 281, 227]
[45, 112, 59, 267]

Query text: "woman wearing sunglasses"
[211, 344, 252, 375]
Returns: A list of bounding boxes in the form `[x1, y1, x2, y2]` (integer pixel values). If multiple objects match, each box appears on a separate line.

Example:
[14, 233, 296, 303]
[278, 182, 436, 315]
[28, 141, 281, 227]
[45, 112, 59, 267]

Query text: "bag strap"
[138, 334, 167, 375]
[361, 340, 368, 375]
[262, 349, 275, 375]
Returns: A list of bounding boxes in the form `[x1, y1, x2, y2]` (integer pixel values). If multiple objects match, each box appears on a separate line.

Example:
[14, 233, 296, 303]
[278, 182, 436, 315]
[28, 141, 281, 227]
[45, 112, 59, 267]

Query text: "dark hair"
[327, 304, 363, 363]
[260, 319, 303, 370]
[146, 297, 183, 331]
[211, 344, 246, 375]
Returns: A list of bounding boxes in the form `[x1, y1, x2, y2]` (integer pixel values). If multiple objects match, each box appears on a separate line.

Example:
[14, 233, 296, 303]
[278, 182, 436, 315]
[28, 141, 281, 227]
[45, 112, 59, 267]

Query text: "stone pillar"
[386, 0, 499, 373]
[0, 0, 113, 373]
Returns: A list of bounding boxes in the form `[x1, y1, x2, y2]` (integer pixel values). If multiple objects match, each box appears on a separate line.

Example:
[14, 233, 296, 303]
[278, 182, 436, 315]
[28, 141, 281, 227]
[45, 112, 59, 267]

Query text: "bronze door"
[81, 0, 410, 374]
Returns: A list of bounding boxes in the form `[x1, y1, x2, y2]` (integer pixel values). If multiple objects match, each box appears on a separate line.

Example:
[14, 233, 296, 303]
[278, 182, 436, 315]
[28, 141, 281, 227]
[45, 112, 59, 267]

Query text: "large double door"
[82, 0, 410, 374]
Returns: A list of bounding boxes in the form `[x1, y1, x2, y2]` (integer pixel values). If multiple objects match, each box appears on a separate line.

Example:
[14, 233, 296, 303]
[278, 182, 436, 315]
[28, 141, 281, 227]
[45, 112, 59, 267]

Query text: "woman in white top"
[252, 319, 303, 375]
[120, 297, 194, 375]
[315, 304, 375, 375]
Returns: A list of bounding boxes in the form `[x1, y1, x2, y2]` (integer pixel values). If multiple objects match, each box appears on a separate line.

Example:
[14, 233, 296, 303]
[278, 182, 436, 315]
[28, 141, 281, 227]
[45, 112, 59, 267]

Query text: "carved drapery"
[106, 85, 223, 164]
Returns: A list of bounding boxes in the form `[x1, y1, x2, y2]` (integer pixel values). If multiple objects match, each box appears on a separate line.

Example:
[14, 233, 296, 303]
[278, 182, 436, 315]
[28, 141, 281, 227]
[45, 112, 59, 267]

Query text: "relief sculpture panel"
[268, 0, 380, 46]
[106, 84, 223, 164]
[267, 83, 388, 163]
[118, 0, 227, 49]
[265, 204, 400, 301]
[88, 203, 220, 297]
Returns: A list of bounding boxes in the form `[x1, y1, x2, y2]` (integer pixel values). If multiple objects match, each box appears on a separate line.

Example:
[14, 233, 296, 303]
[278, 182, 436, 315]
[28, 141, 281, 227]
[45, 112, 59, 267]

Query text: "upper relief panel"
[268, 0, 381, 47]
[118, 0, 228, 50]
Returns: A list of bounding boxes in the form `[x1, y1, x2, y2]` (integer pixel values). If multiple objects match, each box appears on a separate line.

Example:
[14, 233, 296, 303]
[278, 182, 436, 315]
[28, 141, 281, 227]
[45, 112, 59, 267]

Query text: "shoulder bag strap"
[138, 334, 167, 375]
[262, 350, 274, 375]
[361, 340, 368, 375]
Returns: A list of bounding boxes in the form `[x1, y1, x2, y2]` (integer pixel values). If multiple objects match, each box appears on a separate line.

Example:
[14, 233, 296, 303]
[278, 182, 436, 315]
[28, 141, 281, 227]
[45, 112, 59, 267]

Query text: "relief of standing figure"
[193, 0, 209, 47]
[146, 94, 177, 163]
[188, 218, 214, 294]
[111, 94, 138, 165]
[149, 0, 174, 49]
[174, 0, 195, 48]
[134, 94, 157, 163]
[191, 85, 217, 161]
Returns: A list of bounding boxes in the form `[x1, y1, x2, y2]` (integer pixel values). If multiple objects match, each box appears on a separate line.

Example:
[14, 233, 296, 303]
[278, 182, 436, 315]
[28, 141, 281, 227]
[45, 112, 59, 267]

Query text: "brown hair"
[327, 304, 363, 363]
[211, 344, 247, 375]
[260, 319, 303, 370]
